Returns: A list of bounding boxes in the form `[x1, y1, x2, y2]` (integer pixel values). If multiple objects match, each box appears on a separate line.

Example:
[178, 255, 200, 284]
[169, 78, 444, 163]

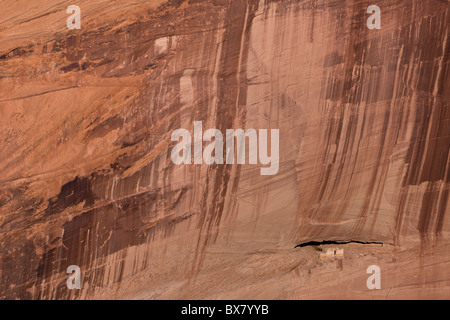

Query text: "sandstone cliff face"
[0, 0, 449, 299]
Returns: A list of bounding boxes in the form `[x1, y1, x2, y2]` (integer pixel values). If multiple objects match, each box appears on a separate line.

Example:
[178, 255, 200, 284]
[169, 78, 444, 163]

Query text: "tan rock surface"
[0, 0, 449, 299]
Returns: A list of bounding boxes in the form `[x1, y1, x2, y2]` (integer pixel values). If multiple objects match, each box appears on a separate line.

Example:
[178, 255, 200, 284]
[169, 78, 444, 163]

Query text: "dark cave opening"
[294, 240, 384, 248]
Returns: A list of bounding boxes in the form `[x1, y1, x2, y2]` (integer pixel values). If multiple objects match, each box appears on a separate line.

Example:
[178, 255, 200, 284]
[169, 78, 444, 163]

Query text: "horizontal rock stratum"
[0, 0, 449, 299]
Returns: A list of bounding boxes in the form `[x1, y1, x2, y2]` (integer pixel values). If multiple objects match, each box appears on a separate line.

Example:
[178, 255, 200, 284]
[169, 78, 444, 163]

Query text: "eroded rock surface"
[0, 0, 449, 299]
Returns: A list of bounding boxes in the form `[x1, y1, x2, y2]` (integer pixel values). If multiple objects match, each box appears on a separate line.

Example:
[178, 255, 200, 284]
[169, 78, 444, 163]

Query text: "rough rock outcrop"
[0, 0, 449, 299]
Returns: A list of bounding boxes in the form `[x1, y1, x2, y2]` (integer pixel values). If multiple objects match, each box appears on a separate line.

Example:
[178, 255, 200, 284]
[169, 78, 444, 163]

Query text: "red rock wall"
[0, 0, 449, 299]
